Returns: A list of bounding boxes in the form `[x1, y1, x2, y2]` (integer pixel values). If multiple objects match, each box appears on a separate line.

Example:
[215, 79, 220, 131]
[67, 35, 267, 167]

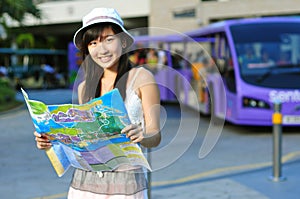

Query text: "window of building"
[173, 8, 196, 18]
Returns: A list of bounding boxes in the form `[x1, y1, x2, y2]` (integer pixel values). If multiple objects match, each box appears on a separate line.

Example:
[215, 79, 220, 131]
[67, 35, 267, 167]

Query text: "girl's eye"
[105, 36, 115, 44]
[89, 41, 98, 46]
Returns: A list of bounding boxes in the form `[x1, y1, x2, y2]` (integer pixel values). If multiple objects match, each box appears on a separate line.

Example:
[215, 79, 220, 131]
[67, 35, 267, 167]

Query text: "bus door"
[209, 33, 229, 118]
[189, 37, 216, 113]
[167, 39, 194, 106]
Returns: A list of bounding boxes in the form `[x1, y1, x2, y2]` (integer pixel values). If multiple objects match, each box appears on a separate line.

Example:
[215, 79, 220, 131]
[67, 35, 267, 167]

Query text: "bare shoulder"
[78, 80, 86, 93]
[134, 67, 156, 85]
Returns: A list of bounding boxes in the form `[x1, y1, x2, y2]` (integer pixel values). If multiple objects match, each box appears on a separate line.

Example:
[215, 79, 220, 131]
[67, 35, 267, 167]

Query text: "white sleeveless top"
[124, 68, 145, 130]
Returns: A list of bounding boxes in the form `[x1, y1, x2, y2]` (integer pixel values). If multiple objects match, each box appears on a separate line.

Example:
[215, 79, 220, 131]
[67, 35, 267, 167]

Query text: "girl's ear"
[122, 39, 127, 49]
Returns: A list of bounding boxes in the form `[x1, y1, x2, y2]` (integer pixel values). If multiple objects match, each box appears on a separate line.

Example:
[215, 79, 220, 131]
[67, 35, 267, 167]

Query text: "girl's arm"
[123, 68, 161, 148]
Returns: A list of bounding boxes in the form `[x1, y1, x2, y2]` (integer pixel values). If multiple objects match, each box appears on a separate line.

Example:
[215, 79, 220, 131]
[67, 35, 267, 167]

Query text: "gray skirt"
[70, 168, 148, 195]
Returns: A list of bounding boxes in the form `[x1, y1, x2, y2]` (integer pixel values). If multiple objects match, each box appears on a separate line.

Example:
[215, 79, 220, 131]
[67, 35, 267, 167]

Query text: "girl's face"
[87, 27, 123, 70]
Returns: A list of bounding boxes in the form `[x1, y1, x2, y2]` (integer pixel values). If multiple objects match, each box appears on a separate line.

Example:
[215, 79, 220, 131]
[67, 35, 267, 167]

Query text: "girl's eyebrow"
[98, 34, 116, 41]
[101, 34, 115, 38]
[90, 34, 116, 43]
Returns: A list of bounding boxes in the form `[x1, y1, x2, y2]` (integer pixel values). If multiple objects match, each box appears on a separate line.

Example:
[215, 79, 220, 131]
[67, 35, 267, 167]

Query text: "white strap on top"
[128, 67, 142, 90]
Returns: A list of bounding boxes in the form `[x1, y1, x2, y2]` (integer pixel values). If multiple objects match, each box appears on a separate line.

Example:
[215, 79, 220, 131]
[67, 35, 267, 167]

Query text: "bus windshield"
[231, 22, 300, 89]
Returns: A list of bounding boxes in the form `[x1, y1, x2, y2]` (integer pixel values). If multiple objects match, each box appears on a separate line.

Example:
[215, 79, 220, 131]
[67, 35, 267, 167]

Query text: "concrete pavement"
[151, 158, 300, 199]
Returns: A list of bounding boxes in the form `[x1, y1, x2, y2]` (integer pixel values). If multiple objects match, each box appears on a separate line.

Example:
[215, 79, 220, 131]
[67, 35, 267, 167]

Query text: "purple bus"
[133, 17, 300, 126]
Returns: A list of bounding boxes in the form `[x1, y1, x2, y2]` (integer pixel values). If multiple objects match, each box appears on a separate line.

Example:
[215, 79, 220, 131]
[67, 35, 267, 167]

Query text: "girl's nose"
[97, 42, 109, 54]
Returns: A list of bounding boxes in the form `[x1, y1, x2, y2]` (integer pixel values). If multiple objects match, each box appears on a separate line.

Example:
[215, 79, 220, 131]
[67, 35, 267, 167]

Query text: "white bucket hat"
[73, 8, 134, 49]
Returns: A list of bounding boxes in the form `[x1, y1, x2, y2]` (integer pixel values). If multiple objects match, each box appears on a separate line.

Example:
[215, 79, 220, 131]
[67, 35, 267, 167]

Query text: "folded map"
[22, 88, 150, 177]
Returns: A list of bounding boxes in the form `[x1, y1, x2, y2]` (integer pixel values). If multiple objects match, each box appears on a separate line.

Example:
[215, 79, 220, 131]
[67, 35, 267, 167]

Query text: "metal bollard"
[269, 101, 286, 182]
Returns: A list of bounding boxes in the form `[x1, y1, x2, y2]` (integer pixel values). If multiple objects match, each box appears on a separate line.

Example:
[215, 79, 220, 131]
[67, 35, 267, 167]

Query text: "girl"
[34, 7, 161, 198]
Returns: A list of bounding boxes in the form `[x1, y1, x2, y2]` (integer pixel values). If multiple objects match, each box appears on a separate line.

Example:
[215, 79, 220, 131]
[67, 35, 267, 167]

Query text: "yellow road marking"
[32, 192, 67, 199]
[151, 151, 300, 187]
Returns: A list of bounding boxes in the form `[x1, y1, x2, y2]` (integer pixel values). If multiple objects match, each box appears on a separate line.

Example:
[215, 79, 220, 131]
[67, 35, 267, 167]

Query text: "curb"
[0, 102, 26, 116]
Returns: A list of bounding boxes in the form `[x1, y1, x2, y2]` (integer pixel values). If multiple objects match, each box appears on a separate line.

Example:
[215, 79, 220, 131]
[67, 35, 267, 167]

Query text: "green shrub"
[0, 78, 23, 112]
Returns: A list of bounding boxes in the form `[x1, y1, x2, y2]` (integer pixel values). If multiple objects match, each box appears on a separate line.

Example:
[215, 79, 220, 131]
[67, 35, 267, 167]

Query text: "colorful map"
[22, 88, 150, 177]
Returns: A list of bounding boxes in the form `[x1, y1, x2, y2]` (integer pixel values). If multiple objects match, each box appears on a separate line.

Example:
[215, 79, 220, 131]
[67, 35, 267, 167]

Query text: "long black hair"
[78, 23, 132, 103]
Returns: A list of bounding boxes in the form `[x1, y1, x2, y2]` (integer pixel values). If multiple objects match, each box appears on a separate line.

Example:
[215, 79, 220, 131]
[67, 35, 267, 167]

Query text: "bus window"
[206, 32, 236, 92]
[231, 22, 300, 89]
[220, 34, 236, 93]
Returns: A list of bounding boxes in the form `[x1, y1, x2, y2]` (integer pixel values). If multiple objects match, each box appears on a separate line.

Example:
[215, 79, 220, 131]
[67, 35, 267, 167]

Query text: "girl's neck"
[102, 60, 119, 79]
[101, 69, 117, 96]
[103, 68, 117, 79]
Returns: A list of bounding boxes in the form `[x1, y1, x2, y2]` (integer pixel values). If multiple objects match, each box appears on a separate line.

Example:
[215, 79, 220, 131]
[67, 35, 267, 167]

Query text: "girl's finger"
[34, 131, 41, 137]
[121, 124, 135, 134]
[35, 135, 49, 142]
[131, 135, 144, 143]
[126, 127, 141, 137]
[37, 141, 51, 149]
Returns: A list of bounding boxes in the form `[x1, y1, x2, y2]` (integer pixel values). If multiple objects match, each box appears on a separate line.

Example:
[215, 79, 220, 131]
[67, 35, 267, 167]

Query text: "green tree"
[0, 0, 41, 46]
[0, 0, 41, 23]
[16, 33, 35, 48]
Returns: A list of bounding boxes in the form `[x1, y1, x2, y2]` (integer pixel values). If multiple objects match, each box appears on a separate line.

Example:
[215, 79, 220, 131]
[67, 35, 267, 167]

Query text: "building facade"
[7, 0, 300, 47]
[150, 0, 300, 35]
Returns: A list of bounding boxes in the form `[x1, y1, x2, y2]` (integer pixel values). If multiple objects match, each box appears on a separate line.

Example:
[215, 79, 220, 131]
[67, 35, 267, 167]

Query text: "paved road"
[0, 89, 300, 199]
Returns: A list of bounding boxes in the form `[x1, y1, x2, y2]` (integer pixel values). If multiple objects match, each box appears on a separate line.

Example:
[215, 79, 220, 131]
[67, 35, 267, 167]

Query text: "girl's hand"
[34, 131, 52, 150]
[121, 124, 144, 143]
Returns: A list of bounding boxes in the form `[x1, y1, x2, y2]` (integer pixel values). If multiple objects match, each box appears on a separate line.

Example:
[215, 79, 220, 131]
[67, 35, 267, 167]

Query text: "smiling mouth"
[99, 56, 112, 63]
